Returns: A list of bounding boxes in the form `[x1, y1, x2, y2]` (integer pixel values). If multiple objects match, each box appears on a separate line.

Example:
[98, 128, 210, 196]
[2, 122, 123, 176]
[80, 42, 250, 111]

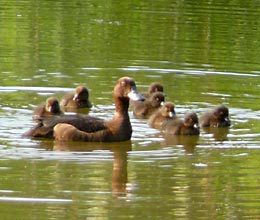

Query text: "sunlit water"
[0, 0, 260, 219]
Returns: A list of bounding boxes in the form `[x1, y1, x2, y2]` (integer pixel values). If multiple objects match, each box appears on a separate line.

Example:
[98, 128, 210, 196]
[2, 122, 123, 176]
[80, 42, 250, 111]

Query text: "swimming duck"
[200, 105, 231, 127]
[144, 82, 164, 98]
[132, 91, 165, 119]
[148, 102, 176, 129]
[24, 77, 143, 142]
[54, 77, 144, 142]
[61, 85, 92, 109]
[163, 111, 200, 135]
[33, 97, 62, 121]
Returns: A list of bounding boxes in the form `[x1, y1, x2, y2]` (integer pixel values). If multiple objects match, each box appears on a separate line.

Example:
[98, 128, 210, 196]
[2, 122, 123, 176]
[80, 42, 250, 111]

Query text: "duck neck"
[114, 97, 129, 115]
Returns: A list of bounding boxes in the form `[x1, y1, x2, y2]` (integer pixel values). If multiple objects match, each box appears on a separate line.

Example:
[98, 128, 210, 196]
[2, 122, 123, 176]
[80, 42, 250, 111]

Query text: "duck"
[144, 82, 164, 98]
[200, 105, 231, 127]
[60, 85, 92, 109]
[132, 91, 165, 119]
[33, 97, 63, 121]
[130, 82, 163, 109]
[54, 77, 144, 142]
[162, 111, 200, 135]
[23, 77, 144, 141]
[148, 102, 176, 129]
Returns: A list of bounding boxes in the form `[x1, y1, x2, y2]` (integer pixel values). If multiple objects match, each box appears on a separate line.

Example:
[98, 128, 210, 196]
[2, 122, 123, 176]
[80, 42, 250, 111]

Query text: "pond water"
[0, 0, 260, 219]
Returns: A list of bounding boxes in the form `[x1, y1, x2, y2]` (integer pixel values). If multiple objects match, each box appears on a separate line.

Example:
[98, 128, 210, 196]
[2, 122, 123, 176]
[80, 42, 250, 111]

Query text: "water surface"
[0, 0, 260, 219]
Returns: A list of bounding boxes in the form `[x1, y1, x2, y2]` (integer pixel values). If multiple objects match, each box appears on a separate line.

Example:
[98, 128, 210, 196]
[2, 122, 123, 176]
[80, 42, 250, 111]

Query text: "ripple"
[0, 197, 72, 204]
[0, 145, 116, 162]
[0, 86, 73, 92]
[192, 163, 208, 168]
[118, 67, 260, 77]
[0, 99, 259, 159]
[202, 92, 232, 97]
[129, 148, 184, 162]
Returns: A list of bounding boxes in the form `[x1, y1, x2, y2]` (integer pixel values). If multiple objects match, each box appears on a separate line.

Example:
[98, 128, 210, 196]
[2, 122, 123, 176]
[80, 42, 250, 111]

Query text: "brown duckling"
[148, 102, 176, 129]
[61, 85, 92, 109]
[200, 105, 231, 127]
[132, 91, 165, 119]
[144, 82, 164, 98]
[33, 97, 62, 121]
[163, 111, 200, 135]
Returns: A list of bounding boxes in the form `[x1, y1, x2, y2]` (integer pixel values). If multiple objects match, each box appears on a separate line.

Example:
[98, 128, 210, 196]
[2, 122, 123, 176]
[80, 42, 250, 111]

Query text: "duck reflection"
[202, 127, 230, 141]
[162, 134, 199, 153]
[53, 140, 132, 198]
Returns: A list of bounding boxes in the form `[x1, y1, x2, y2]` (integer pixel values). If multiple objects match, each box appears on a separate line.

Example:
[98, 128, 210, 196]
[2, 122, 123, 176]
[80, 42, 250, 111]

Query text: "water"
[0, 0, 260, 219]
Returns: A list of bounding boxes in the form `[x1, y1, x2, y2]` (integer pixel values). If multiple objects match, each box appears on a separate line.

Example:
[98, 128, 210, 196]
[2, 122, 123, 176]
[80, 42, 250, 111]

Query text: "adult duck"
[24, 77, 143, 141]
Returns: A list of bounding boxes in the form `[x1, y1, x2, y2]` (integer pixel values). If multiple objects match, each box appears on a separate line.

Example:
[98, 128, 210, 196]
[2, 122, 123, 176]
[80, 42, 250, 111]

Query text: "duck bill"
[47, 106, 52, 113]
[128, 88, 144, 101]
[224, 117, 231, 126]
[73, 94, 78, 101]
[168, 111, 175, 118]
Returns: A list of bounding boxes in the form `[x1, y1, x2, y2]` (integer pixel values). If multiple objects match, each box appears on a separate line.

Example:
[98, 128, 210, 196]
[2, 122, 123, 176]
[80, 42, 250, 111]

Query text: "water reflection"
[202, 127, 230, 142]
[53, 140, 132, 198]
[162, 134, 199, 153]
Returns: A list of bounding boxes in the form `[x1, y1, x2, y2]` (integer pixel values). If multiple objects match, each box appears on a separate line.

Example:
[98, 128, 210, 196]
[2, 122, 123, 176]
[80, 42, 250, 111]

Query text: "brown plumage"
[54, 77, 144, 142]
[144, 82, 164, 98]
[162, 111, 200, 135]
[148, 102, 176, 129]
[23, 77, 143, 142]
[61, 85, 92, 109]
[132, 92, 165, 119]
[200, 105, 231, 127]
[33, 97, 62, 121]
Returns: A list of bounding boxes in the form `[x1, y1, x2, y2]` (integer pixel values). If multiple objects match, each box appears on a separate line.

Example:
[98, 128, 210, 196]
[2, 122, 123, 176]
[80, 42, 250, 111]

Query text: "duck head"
[73, 86, 89, 101]
[184, 112, 199, 128]
[160, 102, 176, 118]
[148, 82, 164, 94]
[114, 77, 144, 101]
[213, 105, 231, 127]
[149, 92, 165, 107]
[45, 97, 61, 114]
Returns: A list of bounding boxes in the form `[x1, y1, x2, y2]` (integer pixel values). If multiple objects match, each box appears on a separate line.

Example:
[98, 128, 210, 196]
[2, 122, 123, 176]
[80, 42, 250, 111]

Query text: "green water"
[0, 0, 260, 219]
